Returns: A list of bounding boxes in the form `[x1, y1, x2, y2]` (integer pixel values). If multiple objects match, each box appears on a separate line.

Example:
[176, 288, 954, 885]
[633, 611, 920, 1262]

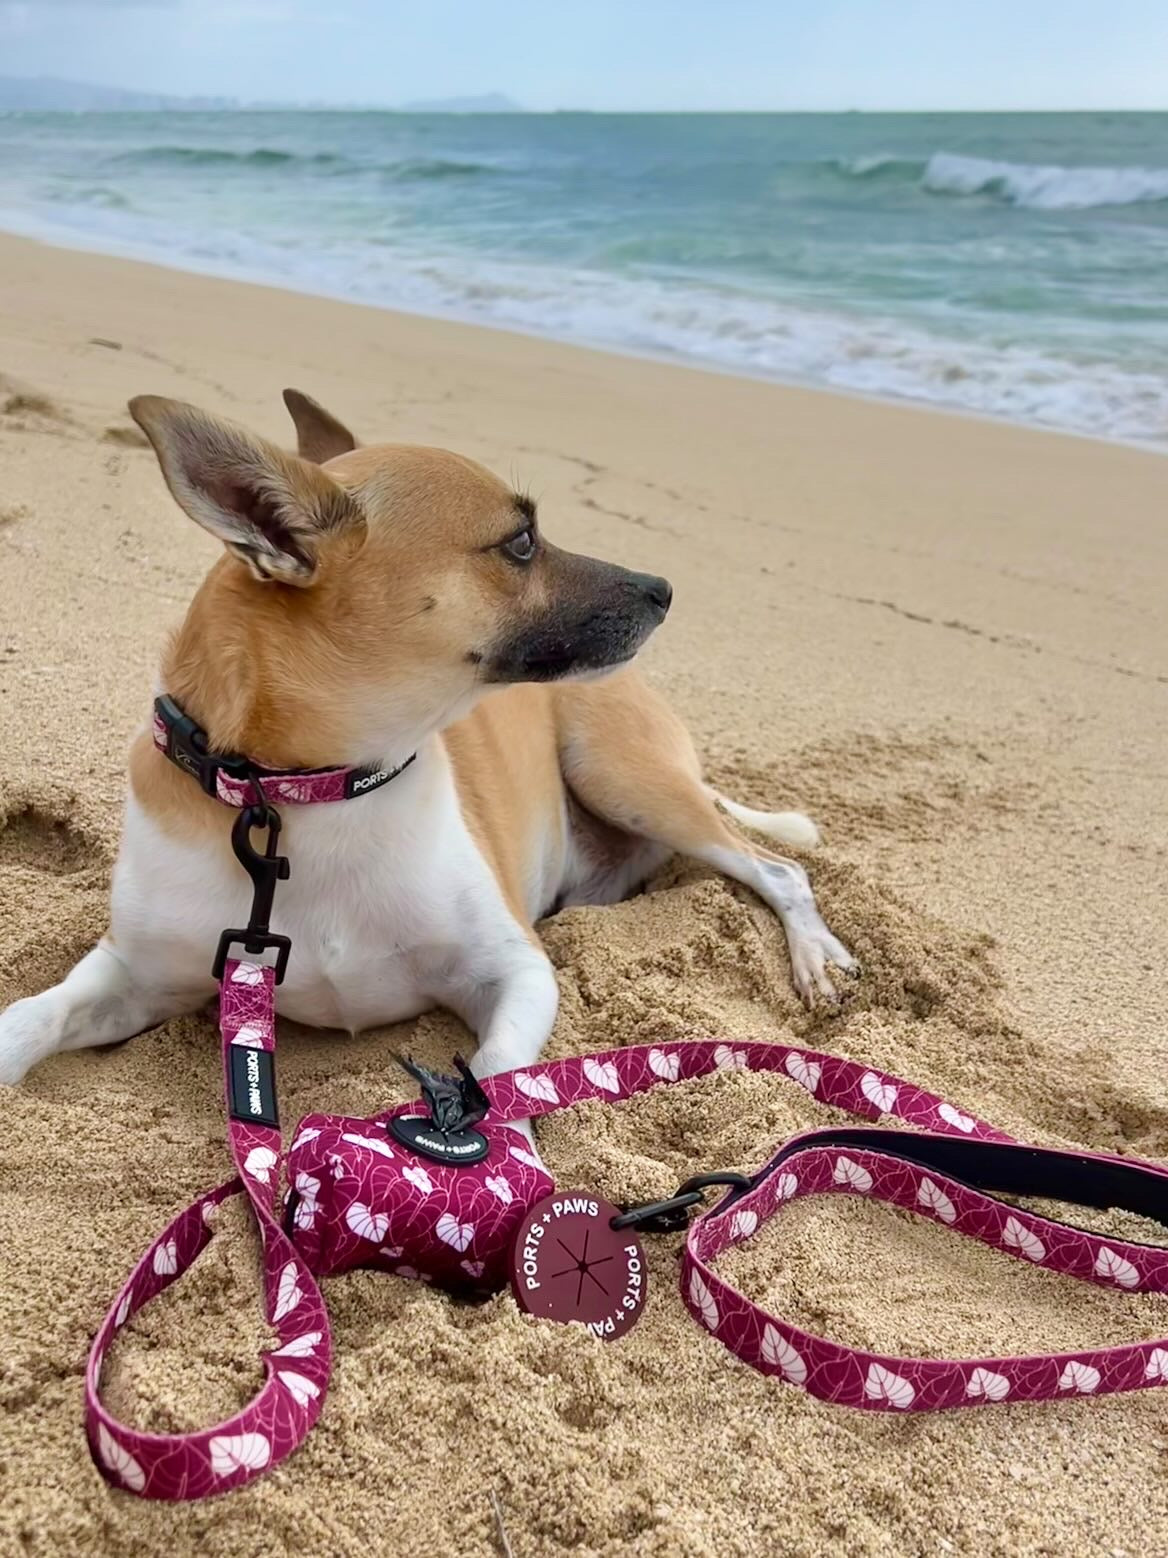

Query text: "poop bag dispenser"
[284, 1055, 555, 1292]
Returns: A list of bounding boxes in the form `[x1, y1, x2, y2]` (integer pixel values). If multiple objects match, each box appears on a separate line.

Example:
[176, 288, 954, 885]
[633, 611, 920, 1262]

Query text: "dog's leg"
[446, 937, 558, 1153]
[0, 941, 201, 1085]
[555, 674, 856, 1006]
[463, 940, 559, 1082]
[695, 843, 856, 1004]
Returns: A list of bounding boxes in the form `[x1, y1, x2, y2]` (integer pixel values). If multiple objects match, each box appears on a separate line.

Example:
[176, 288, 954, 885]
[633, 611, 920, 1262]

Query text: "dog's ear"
[130, 395, 362, 586]
[282, 387, 358, 464]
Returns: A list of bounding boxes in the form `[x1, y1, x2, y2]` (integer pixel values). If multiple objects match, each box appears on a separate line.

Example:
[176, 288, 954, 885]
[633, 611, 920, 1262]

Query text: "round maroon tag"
[509, 1190, 648, 1340]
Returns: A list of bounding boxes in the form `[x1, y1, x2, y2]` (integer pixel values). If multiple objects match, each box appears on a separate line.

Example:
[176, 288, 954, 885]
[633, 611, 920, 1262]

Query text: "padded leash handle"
[85, 958, 332, 1500]
[684, 1125, 1168, 1409]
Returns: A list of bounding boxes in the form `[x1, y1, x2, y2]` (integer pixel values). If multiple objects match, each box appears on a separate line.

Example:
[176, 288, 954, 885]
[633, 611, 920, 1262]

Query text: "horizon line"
[1, 78, 1166, 115]
[5, 104, 1168, 116]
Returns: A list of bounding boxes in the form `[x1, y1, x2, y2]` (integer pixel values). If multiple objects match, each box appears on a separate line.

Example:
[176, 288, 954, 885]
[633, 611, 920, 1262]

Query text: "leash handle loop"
[472, 1038, 1168, 1411]
[85, 958, 332, 1500]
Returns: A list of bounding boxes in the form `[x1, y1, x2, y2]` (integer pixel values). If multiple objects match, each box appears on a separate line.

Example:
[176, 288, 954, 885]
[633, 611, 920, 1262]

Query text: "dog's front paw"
[756, 857, 858, 1008]
[788, 921, 859, 1009]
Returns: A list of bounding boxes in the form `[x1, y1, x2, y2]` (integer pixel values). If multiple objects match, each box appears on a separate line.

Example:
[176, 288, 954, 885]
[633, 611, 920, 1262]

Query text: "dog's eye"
[501, 528, 536, 563]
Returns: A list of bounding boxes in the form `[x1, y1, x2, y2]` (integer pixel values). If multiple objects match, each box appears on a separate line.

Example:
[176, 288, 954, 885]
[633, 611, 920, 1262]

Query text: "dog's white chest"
[113, 747, 523, 1034]
[277, 835, 506, 1032]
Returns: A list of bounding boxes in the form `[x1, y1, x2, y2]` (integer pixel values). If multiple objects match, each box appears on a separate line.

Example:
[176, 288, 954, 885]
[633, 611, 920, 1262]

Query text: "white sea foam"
[2, 134, 1167, 449]
[922, 152, 1168, 210]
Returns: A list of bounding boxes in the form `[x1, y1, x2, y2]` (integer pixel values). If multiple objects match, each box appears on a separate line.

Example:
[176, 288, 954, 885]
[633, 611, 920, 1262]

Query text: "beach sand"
[1, 230, 1166, 1556]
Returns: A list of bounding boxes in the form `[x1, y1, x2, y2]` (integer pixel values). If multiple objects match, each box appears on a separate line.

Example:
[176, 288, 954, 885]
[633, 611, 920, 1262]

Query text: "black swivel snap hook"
[610, 1172, 755, 1233]
[212, 802, 293, 984]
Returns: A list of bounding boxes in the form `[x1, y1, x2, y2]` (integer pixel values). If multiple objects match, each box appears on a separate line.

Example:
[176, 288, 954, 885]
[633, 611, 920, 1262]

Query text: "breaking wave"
[832, 149, 1168, 210]
[111, 144, 497, 180]
[921, 152, 1168, 209]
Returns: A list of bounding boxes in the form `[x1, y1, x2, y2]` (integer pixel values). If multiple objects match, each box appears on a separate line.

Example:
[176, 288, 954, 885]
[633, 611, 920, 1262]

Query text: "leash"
[484, 1050, 1168, 1408]
[84, 705, 1168, 1500]
[85, 1005, 1168, 1495]
[86, 806, 332, 1499]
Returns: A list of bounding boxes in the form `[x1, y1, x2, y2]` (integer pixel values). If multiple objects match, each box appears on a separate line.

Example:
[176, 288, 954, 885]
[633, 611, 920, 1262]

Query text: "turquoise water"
[1, 110, 1167, 443]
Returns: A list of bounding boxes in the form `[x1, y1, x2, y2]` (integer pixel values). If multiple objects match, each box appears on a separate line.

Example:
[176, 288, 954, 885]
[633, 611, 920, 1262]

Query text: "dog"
[0, 390, 855, 1090]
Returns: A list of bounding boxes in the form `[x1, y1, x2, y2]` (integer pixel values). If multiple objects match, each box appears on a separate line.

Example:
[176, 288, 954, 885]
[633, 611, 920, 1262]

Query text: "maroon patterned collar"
[151, 694, 415, 808]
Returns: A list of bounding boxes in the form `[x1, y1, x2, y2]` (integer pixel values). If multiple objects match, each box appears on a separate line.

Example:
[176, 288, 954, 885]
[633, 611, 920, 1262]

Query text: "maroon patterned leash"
[86, 1020, 1168, 1499]
[83, 807, 1168, 1501]
[84, 946, 333, 1498]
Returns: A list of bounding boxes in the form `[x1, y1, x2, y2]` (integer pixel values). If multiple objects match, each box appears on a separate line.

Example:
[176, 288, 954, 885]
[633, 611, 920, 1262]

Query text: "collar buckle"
[155, 694, 250, 799]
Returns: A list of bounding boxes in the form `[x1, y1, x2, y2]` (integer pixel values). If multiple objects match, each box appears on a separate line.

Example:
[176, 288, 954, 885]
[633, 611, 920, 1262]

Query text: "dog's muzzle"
[484, 559, 674, 683]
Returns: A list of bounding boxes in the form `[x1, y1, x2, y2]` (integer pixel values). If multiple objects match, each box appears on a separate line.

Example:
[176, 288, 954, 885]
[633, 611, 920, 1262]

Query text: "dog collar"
[151, 694, 416, 808]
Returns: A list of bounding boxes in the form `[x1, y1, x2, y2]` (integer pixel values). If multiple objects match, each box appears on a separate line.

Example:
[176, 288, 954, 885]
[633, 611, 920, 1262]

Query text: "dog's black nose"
[637, 573, 673, 615]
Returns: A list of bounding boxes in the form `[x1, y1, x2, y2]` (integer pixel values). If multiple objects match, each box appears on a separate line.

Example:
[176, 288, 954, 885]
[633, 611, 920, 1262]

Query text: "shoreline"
[2, 214, 1163, 460]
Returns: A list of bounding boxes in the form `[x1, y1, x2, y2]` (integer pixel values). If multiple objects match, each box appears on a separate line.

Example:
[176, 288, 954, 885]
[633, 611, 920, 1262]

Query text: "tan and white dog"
[0, 391, 855, 1090]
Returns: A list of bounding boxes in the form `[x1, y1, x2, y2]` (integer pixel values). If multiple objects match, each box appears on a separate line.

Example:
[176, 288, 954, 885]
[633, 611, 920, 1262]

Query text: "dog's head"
[131, 392, 671, 764]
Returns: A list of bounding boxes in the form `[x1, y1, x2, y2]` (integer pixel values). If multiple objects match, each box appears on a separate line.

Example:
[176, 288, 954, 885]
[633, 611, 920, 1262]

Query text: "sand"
[1, 230, 1167, 1557]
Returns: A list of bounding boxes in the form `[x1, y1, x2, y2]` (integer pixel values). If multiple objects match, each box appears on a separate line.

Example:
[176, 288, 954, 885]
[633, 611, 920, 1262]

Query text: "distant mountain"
[396, 93, 524, 114]
[0, 76, 524, 114]
[0, 76, 236, 111]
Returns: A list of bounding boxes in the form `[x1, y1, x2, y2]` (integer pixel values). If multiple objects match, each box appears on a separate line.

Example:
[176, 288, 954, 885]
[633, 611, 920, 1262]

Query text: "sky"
[0, 0, 1166, 111]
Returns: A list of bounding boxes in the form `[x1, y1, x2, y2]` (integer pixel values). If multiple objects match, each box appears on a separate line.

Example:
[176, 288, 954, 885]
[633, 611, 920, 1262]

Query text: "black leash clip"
[212, 802, 293, 985]
[611, 1172, 754, 1233]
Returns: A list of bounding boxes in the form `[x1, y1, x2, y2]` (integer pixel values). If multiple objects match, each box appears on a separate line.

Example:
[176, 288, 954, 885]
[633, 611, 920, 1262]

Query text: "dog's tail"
[710, 790, 820, 850]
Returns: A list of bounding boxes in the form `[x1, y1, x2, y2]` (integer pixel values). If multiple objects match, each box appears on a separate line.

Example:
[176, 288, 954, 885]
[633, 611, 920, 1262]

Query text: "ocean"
[1, 110, 1167, 446]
